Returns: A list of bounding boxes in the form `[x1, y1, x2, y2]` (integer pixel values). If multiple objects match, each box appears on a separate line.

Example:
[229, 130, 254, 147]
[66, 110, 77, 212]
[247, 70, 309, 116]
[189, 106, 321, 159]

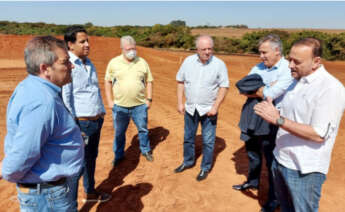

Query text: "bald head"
[196, 35, 214, 64]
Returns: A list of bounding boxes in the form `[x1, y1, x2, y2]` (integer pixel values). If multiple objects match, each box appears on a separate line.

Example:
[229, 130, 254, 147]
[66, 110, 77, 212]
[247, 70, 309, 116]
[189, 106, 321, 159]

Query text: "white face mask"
[125, 50, 137, 60]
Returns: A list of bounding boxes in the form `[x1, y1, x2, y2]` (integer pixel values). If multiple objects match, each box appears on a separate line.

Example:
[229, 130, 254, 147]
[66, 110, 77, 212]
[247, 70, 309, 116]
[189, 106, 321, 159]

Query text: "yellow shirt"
[105, 55, 153, 107]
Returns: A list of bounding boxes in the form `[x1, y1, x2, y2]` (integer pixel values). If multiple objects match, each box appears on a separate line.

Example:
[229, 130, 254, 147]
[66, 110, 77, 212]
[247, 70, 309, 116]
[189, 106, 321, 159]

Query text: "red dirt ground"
[0, 34, 344, 212]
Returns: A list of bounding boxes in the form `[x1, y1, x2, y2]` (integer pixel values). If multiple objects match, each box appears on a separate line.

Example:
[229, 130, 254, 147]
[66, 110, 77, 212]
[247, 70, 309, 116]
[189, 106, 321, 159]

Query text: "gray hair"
[120, 35, 136, 49]
[258, 34, 283, 55]
[195, 35, 214, 49]
[24, 36, 67, 75]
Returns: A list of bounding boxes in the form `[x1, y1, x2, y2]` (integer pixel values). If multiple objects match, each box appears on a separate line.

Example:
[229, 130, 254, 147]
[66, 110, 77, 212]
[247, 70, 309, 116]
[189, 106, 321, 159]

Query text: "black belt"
[17, 177, 66, 189]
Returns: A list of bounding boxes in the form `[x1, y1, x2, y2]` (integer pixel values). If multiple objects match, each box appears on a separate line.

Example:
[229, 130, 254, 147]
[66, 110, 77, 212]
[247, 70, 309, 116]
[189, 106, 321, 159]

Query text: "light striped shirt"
[62, 52, 105, 118]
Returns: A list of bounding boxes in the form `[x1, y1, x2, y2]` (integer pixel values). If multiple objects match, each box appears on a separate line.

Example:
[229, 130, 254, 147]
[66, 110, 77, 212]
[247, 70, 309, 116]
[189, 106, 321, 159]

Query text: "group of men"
[0, 25, 344, 212]
[0, 26, 154, 211]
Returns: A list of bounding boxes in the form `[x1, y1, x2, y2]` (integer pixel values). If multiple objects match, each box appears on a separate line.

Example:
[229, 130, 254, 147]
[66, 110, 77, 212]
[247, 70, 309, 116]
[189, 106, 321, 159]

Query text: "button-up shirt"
[62, 52, 105, 118]
[176, 54, 229, 116]
[249, 57, 293, 106]
[2, 75, 84, 183]
[274, 65, 345, 174]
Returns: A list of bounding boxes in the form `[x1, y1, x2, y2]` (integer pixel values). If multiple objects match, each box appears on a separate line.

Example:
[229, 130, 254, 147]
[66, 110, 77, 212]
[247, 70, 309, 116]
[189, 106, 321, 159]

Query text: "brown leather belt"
[76, 114, 103, 121]
[17, 177, 66, 189]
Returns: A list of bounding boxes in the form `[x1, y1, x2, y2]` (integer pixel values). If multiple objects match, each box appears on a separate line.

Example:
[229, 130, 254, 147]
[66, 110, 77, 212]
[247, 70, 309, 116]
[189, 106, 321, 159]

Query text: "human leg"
[131, 104, 151, 155]
[199, 114, 217, 172]
[262, 126, 279, 210]
[79, 118, 104, 194]
[272, 159, 326, 212]
[245, 136, 262, 187]
[112, 105, 130, 161]
[183, 111, 199, 167]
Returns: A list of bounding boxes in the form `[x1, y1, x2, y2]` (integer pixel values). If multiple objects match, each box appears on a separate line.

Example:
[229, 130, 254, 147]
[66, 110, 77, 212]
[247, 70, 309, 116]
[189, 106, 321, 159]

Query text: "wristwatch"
[276, 116, 285, 126]
[147, 98, 152, 102]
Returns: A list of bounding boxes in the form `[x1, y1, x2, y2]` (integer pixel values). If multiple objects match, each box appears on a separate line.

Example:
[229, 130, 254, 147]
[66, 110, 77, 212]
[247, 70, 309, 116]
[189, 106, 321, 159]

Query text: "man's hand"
[207, 106, 218, 116]
[145, 100, 151, 109]
[240, 86, 264, 99]
[177, 103, 185, 114]
[107, 102, 114, 109]
[270, 80, 277, 86]
[253, 97, 280, 124]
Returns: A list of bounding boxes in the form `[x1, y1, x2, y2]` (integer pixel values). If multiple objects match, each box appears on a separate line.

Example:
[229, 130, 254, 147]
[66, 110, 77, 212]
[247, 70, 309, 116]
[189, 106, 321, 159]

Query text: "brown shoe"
[82, 191, 111, 203]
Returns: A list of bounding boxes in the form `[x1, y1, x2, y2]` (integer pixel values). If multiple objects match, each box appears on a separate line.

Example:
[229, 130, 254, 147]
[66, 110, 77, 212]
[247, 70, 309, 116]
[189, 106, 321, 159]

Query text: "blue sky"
[0, 1, 345, 29]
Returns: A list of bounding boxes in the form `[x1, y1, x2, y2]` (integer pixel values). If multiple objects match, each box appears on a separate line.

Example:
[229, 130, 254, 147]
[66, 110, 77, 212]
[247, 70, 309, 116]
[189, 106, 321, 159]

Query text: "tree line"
[1, 20, 344, 60]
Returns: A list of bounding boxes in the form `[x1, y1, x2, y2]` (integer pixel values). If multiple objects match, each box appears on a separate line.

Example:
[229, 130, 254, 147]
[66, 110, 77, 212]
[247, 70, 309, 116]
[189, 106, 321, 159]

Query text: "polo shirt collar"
[120, 54, 139, 64]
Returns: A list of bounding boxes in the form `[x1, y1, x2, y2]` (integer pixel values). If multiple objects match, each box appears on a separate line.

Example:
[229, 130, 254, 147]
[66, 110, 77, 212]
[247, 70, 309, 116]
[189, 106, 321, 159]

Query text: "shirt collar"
[28, 74, 61, 94]
[68, 51, 90, 65]
[196, 54, 213, 65]
[265, 57, 284, 71]
[300, 65, 325, 84]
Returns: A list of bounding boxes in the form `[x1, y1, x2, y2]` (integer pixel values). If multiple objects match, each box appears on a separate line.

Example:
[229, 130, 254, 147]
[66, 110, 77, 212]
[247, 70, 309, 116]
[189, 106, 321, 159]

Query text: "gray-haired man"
[233, 34, 293, 212]
[104, 35, 154, 165]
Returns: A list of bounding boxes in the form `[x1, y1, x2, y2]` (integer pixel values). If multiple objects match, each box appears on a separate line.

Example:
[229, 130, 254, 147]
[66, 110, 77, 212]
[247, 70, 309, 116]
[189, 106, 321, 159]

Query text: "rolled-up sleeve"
[311, 85, 345, 139]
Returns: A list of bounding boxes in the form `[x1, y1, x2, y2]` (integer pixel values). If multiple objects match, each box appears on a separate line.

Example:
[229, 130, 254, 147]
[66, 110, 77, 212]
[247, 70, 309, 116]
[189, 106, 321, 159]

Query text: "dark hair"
[64, 25, 87, 48]
[24, 36, 67, 75]
[292, 38, 322, 58]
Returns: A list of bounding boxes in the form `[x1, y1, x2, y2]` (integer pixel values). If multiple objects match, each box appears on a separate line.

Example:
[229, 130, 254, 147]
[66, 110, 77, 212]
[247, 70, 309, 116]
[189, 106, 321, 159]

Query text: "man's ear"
[39, 64, 50, 77]
[312, 56, 321, 70]
[67, 41, 74, 51]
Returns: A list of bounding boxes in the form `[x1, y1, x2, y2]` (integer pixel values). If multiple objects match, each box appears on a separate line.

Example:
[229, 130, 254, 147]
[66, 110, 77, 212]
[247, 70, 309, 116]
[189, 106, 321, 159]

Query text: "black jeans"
[245, 126, 278, 203]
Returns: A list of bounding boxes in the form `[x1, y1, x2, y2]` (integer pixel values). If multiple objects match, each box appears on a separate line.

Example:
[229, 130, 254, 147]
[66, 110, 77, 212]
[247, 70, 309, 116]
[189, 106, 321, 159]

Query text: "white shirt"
[274, 65, 345, 174]
[176, 54, 229, 116]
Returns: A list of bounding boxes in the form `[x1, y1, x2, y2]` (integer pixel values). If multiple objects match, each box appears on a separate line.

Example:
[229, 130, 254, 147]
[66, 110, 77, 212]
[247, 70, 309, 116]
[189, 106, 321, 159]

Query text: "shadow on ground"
[231, 144, 271, 207]
[79, 126, 169, 212]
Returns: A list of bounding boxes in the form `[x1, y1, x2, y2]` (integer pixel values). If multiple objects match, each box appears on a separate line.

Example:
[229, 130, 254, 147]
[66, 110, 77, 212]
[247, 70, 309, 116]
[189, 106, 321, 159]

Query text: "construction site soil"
[0, 34, 344, 212]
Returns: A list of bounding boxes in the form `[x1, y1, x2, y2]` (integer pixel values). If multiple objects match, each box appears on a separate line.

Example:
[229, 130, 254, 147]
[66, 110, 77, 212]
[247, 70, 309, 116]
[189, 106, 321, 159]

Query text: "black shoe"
[174, 164, 192, 173]
[196, 170, 209, 181]
[112, 157, 125, 167]
[260, 200, 279, 212]
[232, 182, 258, 191]
[143, 152, 153, 162]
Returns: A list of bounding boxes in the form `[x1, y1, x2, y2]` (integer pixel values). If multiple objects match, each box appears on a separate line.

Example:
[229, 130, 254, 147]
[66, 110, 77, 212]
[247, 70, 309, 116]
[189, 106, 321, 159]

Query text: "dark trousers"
[245, 126, 278, 203]
[67, 117, 104, 209]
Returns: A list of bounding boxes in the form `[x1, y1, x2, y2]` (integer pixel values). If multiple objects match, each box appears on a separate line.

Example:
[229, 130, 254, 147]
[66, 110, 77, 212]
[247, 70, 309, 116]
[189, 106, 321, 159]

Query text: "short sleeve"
[144, 59, 153, 82]
[176, 57, 188, 82]
[104, 59, 114, 82]
[218, 60, 230, 88]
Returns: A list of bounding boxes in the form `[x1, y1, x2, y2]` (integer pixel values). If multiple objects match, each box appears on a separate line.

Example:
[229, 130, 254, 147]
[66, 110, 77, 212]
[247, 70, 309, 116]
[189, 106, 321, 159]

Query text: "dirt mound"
[0, 34, 344, 211]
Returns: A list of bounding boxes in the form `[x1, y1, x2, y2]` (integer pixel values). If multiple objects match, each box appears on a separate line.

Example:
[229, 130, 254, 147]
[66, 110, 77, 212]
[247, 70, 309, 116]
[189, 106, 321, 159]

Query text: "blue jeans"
[183, 111, 217, 171]
[16, 182, 75, 212]
[272, 159, 326, 212]
[67, 117, 104, 209]
[112, 104, 151, 160]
